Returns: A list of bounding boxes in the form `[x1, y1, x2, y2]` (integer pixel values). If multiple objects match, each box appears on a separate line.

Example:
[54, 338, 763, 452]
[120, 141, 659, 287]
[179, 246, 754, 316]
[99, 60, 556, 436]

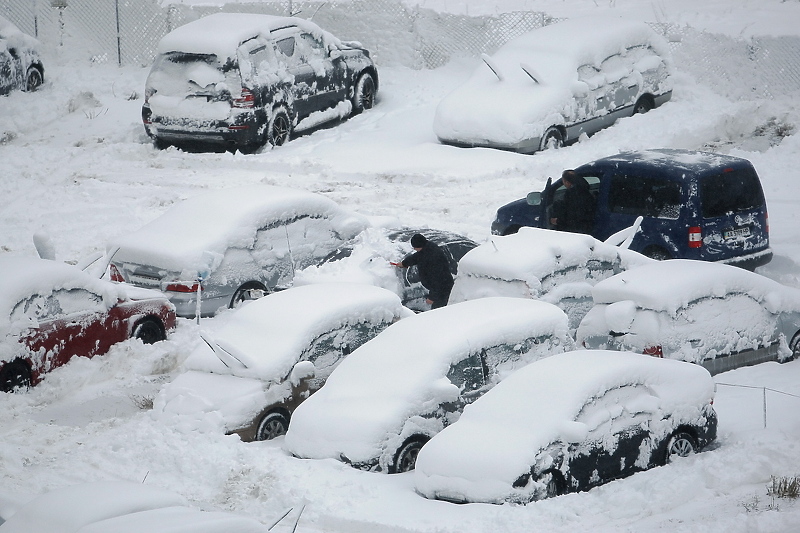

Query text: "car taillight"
[643, 345, 663, 358]
[164, 281, 202, 293]
[232, 88, 255, 108]
[688, 226, 702, 248]
[765, 211, 769, 234]
[109, 264, 125, 282]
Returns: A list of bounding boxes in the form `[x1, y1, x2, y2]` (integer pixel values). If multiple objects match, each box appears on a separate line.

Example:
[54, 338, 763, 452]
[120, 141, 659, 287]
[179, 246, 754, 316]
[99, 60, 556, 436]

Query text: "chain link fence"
[2, 0, 800, 100]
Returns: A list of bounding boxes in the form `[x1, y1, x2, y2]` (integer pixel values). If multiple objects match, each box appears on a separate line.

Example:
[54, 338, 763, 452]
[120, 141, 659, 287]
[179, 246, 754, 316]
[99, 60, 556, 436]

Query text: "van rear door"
[698, 165, 769, 262]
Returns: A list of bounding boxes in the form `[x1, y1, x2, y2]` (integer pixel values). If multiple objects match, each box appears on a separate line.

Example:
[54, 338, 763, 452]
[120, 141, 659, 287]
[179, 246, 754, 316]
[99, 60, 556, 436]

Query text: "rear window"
[700, 167, 765, 218]
[608, 174, 682, 219]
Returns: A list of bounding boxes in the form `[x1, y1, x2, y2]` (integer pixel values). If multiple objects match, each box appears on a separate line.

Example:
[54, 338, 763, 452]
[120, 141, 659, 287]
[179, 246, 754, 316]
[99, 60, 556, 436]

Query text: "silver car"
[108, 185, 369, 317]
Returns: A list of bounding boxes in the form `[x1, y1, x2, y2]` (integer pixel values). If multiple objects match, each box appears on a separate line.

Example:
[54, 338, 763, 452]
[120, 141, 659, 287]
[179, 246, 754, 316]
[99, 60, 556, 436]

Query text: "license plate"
[723, 226, 751, 239]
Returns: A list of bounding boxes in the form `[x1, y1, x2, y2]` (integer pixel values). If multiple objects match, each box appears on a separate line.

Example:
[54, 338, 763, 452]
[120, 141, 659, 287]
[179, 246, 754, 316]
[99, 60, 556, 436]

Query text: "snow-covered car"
[577, 260, 800, 375]
[449, 227, 652, 329]
[0, 481, 271, 533]
[153, 283, 408, 441]
[142, 13, 377, 151]
[284, 297, 573, 473]
[294, 227, 478, 312]
[414, 350, 717, 504]
[434, 16, 672, 154]
[107, 185, 369, 318]
[0, 15, 44, 95]
[0, 256, 176, 393]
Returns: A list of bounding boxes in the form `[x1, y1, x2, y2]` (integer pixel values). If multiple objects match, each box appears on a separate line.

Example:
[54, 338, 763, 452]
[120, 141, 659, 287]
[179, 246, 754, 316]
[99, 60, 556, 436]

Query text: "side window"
[287, 215, 342, 269]
[446, 351, 486, 394]
[274, 36, 295, 58]
[304, 327, 349, 383]
[700, 168, 765, 218]
[575, 385, 657, 439]
[53, 288, 104, 316]
[296, 33, 326, 62]
[249, 45, 276, 78]
[608, 174, 682, 219]
[11, 293, 62, 322]
[577, 64, 603, 90]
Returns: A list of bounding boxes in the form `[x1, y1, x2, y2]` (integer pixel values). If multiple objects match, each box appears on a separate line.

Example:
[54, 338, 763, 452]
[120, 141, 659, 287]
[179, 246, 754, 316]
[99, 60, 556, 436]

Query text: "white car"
[0, 481, 270, 533]
[153, 283, 409, 441]
[449, 227, 651, 329]
[107, 185, 369, 317]
[434, 16, 673, 153]
[283, 297, 573, 473]
[577, 259, 800, 375]
[414, 350, 718, 504]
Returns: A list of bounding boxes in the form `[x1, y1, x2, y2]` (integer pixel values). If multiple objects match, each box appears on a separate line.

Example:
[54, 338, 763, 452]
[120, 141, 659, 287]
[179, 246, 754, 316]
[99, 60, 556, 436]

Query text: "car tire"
[352, 72, 376, 115]
[633, 95, 654, 115]
[268, 107, 292, 147]
[665, 431, 697, 463]
[789, 332, 800, 361]
[229, 281, 268, 309]
[0, 360, 32, 393]
[390, 435, 429, 474]
[643, 246, 672, 261]
[536, 470, 566, 499]
[539, 127, 563, 151]
[255, 411, 290, 441]
[25, 67, 43, 92]
[132, 319, 165, 344]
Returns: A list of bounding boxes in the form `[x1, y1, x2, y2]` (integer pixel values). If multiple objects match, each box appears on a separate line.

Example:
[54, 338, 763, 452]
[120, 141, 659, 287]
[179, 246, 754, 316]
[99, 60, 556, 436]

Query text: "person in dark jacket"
[550, 169, 596, 234]
[391, 233, 454, 309]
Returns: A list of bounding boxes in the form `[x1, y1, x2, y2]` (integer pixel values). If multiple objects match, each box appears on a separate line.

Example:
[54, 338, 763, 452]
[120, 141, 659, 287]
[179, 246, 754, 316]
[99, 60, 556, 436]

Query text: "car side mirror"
[430, 377, 461, 404]
[526, 191, 542, 206]
[329, 48, 342, 60]
[290, 361, 316, 386]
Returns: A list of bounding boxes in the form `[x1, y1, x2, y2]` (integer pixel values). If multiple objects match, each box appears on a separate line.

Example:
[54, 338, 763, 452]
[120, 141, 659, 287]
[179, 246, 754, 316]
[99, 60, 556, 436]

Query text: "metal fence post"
[763, 387, 767, 429]
[114, 0, 121, 66]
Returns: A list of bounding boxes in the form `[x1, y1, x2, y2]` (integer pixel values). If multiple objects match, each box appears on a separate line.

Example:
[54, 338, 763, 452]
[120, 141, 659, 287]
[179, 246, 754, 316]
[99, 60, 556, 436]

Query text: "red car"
[0, 256, 176, 392]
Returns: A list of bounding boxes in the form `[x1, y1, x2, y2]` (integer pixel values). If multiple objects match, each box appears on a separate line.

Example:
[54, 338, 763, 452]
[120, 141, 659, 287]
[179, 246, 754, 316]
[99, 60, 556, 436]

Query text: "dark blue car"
[492, 149, 772, 270]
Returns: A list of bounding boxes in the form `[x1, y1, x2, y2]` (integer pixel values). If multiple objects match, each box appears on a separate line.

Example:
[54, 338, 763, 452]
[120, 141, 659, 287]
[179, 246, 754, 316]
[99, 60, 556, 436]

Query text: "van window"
[700, 168, 765, 218]
[608, 174, 682, 219]
[274, 37, 296, 59]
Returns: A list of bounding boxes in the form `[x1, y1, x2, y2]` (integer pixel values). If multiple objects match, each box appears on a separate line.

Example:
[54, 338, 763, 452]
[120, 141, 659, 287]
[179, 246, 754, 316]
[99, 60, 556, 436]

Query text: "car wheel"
[643, 246, 672, 261]
[352, 72, 376, 114]
[132, 319, 165, 344]
[789, 332, 800, 361]
[390, 436, 429, 473]
[0, 360, 32, 393]
[633, 96, 654, 115]
[665, 431, 697, 463]
[268, 107, 292, 147]
[539, 127, 563, 151]
[536, 470, 566, 499]
[229, 281, 268, 309]
[255, 411, 290, 441]
[25, 67, 43, 92]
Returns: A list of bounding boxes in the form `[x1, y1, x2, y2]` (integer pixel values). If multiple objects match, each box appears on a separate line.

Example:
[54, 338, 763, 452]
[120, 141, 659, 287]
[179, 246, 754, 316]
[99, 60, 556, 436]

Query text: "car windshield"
[147, 52, 234, 96]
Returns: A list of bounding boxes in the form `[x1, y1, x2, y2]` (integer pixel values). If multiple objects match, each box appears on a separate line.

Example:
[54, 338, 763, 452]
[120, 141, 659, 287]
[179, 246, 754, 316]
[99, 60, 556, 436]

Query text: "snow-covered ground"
[2, 0, 800, 531]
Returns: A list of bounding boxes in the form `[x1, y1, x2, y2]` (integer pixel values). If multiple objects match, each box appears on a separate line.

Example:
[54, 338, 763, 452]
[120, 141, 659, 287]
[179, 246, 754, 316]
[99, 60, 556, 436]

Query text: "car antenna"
[481, 53, 504, 81]
[520, 63, 540, 84]
[285, 225, 296, 281]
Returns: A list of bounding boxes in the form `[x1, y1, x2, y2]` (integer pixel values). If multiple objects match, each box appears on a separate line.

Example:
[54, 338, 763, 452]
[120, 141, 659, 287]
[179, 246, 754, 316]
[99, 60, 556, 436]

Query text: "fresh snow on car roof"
[108, 185, 367, 273]
[190, 283, 405, 381]
[156, 13, 341, 59]
[590, 259, 800, 314]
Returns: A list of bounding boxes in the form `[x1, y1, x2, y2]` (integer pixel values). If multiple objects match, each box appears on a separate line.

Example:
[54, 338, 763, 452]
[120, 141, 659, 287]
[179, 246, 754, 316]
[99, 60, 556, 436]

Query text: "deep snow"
[2, 0, 800, 531]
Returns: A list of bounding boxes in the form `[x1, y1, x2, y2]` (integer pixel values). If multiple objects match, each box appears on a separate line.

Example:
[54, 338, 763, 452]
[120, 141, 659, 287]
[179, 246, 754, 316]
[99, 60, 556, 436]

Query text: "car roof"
[108, 185, 368, 273]
[156, 13, 339, 59]
[577, 149, 755, 180]
[590, 258, 800, 314]
[194, 283, 405, 381]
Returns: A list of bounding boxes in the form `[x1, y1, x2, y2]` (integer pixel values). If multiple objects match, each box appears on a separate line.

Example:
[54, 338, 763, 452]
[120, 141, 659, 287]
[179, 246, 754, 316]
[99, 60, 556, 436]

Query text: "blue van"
[492, 149, 772, 270]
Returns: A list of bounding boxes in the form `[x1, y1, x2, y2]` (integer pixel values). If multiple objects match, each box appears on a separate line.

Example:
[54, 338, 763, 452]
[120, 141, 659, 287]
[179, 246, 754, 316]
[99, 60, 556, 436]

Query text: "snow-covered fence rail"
[716, 382, 800, 429]
[2, 0, 800, 99]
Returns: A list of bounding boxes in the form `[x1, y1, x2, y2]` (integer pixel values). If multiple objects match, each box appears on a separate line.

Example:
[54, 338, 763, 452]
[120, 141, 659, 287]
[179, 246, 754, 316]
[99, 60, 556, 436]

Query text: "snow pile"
[284, 297, 571, 470]
[414, 350, 715, 504]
